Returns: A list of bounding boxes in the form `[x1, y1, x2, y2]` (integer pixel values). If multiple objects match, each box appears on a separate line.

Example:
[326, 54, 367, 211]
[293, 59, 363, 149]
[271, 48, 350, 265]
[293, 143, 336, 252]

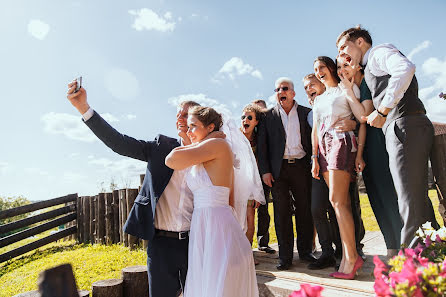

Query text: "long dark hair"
[314, 56, 340, 83]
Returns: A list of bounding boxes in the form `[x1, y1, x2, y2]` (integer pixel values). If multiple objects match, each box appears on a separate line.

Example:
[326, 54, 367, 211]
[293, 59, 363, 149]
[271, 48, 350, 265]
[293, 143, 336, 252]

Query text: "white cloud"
[125, 114, 137, 120]
[129, 8, 176, 32]
[27, 19, 50, 40]
[407, 40, 432, 61]
[102, 113, 119, 123]
[0, 161, 9, 175]
[41, 112, 97, 142]
[104, 68, 140, 101]
[88, 157, 146, 177]
[168, 93, 232, 116]
[24, 167, 49, 176]
[419, 56, 446, 123]
[62, 171, 87, 183]
[214, 57, 263, 82]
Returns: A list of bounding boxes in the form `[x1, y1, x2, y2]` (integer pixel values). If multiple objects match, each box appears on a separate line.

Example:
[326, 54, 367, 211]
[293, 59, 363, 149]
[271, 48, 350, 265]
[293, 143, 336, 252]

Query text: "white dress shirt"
[278, 102, 306, 159]
[82, 108, 194, 232]
[363, 44, 416, 109]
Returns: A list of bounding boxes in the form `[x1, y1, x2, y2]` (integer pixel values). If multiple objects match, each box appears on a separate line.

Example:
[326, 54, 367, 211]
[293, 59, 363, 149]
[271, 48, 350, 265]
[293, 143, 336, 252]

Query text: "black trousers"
[311, 175, 365, 256]
[271, 158, 313, 264]
[257, 182, 271, 247]
[147, 234, 189, 297]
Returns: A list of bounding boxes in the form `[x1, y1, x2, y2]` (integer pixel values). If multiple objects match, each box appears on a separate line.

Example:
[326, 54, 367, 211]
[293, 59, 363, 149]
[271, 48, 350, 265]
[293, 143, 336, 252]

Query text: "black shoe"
[258, 246, 276, 254]
[334, 249, 342, 260]
[276, 262, 292, 270]
[358, 249, 367, 262]
[300, 253, 317, 263]
[307, 255, 336, 270]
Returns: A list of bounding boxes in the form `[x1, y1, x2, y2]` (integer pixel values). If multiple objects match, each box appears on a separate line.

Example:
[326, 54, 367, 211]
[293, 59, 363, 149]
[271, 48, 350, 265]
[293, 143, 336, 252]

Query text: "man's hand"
[334, 118, 357, 132]
[362, 110, 386, 128]
[262, 173, 274, 187]
[67, 80, 90, 115]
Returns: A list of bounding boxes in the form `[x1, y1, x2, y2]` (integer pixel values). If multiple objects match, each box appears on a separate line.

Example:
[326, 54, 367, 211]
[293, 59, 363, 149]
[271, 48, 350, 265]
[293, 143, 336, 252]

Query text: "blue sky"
[1, 0, 445, 202]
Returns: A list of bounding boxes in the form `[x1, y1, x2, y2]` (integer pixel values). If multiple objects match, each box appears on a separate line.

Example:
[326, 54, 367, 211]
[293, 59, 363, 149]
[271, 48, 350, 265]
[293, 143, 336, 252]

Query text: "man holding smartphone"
[66, 79, 199, 297]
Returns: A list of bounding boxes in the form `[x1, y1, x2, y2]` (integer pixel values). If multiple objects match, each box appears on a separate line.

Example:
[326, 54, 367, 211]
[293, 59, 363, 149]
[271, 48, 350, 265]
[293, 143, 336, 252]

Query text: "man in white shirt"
[336, 26, 438, 247]
[257, 77, 315, 270]
[66, 81, 198, 297]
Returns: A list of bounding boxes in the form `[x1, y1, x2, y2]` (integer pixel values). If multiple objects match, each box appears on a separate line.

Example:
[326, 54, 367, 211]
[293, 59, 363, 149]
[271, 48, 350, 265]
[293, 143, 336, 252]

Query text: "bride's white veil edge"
[220, 114, 266, 232]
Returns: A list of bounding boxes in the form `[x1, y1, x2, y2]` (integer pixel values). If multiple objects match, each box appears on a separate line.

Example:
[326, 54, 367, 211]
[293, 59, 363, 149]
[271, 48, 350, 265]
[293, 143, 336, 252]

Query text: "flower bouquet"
[289, 284, 324, 297]
[374, 222, 446, 297]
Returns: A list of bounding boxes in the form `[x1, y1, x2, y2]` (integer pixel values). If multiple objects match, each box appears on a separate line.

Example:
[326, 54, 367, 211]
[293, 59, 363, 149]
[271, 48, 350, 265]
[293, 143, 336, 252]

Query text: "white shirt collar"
[278, 100, 297, 114]
[362, 47, 371, 66]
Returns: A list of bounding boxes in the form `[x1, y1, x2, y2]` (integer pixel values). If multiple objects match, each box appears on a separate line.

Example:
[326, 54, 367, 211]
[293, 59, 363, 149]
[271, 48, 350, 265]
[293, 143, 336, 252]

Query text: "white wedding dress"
[183, 164, 259, 297]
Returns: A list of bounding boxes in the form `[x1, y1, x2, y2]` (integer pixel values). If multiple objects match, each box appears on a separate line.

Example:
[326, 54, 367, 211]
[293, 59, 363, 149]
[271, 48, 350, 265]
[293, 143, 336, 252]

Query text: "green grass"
[0, 191, 443, 296]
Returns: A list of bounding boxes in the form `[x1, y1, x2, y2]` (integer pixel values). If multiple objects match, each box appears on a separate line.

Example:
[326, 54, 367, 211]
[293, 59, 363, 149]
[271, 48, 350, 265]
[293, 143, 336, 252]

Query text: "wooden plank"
[82, 196, 91, 243]
[96, 193, 106, 244]
[90, 196, 96, 244]
[0, 194, 77, 220]
[105, 193, 113, 245]
[119, 190, 128, 246]
[0, 226, 77, 263]
[126, 189, 138, 249]
[0, 213, 76, 248]
[112, 190, 120, 244]
[0, 205, 75, 235]
[77, 197, 83, 243]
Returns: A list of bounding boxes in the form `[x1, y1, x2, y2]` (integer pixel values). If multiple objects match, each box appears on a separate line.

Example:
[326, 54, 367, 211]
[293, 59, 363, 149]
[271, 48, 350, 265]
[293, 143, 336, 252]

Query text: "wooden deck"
[255, 231, 386, 297]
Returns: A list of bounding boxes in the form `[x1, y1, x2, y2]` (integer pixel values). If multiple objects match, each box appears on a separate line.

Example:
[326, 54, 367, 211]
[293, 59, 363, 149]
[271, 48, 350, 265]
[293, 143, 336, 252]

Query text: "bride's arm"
[165, 138, 226, 170]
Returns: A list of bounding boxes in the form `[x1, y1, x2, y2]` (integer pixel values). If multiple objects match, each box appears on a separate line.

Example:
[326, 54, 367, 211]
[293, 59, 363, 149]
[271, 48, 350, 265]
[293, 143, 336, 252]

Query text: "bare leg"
[246, 203, 255, 245]
[324, 170, 358, 274]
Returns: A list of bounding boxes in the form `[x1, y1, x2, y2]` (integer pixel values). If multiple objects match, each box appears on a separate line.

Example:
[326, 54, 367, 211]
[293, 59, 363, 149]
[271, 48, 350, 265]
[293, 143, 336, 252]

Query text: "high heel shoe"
[330, 257, 364, 280]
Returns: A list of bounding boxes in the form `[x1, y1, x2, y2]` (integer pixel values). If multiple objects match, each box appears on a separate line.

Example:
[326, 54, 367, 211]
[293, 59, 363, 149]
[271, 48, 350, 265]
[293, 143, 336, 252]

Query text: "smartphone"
[75, 76, 82, 93]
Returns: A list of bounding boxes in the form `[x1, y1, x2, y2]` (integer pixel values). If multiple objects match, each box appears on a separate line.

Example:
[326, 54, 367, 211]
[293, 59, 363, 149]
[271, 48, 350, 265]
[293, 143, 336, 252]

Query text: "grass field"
[0, 190, 443, 296]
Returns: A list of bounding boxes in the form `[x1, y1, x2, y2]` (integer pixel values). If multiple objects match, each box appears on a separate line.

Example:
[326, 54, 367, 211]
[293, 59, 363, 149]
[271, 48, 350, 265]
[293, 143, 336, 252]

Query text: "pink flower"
[413, 243, 424, 255]
[374, 277, 392, 297]
[425, 235, 432, 247]
[389, 258, 420, 287]
[289, 284, 324, 297]
[373, 255, 389, 278]
[436, 234, 442, 243]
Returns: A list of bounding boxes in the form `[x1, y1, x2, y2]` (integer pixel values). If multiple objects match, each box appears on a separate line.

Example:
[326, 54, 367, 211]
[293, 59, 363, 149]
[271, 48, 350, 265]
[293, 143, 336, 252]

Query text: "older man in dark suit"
[257, 77, 315, 270]
[66, 81, 199, 297]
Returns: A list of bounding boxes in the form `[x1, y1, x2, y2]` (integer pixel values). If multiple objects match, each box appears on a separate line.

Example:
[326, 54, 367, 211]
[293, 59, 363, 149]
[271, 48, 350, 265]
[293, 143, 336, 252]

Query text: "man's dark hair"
[314, 56, 340, 83]
[336, 25, 373, 47]
[251, 99, 267, 109]
[178, 100, 200, 109]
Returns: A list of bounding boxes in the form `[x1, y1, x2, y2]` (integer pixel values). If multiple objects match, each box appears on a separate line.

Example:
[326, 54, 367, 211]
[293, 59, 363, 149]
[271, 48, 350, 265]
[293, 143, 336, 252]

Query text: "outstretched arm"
[165, 138, 227, 170]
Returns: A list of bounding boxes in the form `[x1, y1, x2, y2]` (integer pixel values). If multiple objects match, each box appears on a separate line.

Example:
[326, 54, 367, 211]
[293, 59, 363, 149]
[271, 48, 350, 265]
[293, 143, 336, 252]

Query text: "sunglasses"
[241, 115, 253, 120]
[274, 86, 290, 92]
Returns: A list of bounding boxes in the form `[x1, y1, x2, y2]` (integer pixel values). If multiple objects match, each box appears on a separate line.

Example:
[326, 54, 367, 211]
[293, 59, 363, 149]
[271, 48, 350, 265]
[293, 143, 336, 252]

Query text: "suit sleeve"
[84, 111, 155, 162]
[256, 114, 270, 176]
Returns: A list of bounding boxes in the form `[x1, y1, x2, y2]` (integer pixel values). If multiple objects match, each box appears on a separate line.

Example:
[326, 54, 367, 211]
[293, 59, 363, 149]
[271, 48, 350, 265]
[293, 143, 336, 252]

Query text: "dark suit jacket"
[84, 111, 180, 241]
[257, 103, 312, 180]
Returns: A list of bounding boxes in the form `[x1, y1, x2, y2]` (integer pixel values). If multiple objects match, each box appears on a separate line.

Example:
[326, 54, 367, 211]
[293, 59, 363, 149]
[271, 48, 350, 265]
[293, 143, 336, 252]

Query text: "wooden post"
[126, 189, 138, 249]
[92, 279, 123, 297]
[37, 264, 79, 297]
[121, 266, 148, 297]
[90, 195, 96, 244]
[96, 193, 106, 244]
[431, 122, 446, 224]
[105, 193, 113, 245]
[83, 197, 91, 243]
[77, 196, 83, 243]
[119, 189, 128, 246]
[112, 190, 120, 244]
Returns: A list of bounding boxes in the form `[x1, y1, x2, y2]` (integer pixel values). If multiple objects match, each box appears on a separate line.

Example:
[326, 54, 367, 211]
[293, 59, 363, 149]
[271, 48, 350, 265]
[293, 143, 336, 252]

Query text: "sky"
[1, 0, 445, 202]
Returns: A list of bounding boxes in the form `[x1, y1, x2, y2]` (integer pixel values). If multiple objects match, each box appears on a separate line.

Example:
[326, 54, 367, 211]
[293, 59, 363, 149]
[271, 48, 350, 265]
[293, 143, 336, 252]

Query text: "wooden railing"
[0, 194, 78, 263]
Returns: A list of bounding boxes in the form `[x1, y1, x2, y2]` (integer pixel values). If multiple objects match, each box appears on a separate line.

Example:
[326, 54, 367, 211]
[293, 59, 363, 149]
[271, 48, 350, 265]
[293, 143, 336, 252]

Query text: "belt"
[155, 229, 189, 240]
[283, 158, 302, 164]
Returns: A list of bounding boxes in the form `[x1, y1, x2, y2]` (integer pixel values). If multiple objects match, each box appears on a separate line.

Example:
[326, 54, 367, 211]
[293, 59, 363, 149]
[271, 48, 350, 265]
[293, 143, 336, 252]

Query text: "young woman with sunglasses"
[311, 56, 368, 279]
[240, 103, 265, 264]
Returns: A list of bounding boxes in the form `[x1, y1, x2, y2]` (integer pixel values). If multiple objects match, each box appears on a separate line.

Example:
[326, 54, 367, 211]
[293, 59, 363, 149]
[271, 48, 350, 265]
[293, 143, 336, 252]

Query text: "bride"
[165, 106, 263, 297]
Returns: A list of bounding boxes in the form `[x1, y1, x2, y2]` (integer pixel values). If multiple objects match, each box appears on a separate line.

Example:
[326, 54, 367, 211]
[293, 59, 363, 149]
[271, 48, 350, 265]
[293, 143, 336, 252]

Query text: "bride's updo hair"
[188, 106, 223, 132]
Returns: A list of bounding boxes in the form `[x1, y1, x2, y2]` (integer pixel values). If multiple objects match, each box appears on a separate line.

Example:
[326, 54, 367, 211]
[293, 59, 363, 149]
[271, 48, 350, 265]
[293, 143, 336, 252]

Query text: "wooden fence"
[0, 175, 148, 263]
[0, 194, 78, 263]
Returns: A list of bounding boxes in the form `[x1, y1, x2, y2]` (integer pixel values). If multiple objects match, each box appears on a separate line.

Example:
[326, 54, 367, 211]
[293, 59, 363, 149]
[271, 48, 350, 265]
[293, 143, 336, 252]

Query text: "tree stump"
[78, 290, 90, 297]
[38, 263, 79, 297]
[92, 279, 123, 297]
[13, 291, 39, 297]
[121, 266, 148, 297]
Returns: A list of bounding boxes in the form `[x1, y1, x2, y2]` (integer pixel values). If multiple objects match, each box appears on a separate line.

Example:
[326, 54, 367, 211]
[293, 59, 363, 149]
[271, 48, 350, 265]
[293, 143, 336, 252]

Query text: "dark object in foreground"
[38, 264, 80, 297]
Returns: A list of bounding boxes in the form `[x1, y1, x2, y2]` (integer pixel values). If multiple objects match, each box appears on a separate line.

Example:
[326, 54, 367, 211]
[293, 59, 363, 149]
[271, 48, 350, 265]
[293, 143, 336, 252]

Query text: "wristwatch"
[377, 110, 387, 117]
